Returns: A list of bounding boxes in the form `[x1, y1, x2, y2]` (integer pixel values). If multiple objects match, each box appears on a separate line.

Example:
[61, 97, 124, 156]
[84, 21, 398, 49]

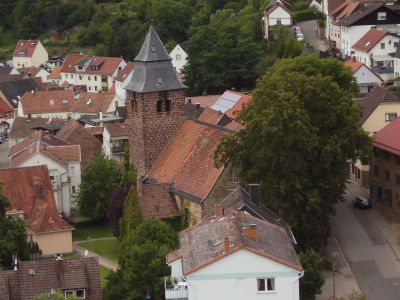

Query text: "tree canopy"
[299, 250, 324, 300]
[215, 55, 371, 250]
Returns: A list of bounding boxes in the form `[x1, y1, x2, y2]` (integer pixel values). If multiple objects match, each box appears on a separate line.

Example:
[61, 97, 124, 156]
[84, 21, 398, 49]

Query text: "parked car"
[352, 196, 372, 209]
[292, 26, 304, 41]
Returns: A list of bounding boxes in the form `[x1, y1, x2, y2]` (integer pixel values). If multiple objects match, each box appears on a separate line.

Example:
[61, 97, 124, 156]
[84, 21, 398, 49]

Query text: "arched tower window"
[165, 99, 171, 112]
[156, 100, 162, 113]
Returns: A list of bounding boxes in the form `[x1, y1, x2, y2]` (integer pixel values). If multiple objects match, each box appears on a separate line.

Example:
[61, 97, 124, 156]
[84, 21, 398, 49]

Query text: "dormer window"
[378, 12, 387, 20]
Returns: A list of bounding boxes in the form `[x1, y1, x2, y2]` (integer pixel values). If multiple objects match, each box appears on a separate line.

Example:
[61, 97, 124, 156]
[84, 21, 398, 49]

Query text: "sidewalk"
[316, 236, 360, 300]
[73, 241, 119, 271]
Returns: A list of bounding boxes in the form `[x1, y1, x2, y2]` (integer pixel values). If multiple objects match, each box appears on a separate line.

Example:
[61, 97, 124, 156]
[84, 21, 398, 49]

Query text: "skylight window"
[86, 99, 92, 105]
[365, 41, 371, 47]
[62, 99, 68, 105]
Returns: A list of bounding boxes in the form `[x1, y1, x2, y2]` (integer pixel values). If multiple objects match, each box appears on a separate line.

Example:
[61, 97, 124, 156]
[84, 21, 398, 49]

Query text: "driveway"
[332, 182, 400, 300]
[298, 20, 328, 51]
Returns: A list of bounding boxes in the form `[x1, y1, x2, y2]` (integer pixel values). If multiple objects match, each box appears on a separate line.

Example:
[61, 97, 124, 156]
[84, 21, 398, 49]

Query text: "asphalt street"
[298, 20, 328, 52]
[332, 183, 400, 300]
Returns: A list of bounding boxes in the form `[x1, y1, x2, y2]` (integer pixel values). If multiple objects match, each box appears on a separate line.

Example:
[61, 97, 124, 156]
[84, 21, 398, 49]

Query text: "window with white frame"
[176, 54, 181, 61]
[378, 11, 387, 20]
[381, 42, 385, 49]
[385, 112, 398, 122]
[257, 278, 275, 292]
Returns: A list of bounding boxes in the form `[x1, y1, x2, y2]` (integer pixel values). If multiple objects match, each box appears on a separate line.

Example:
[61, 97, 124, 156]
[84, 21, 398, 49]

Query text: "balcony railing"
[372, 66, 394, 74]
[165, 277, 188, 300]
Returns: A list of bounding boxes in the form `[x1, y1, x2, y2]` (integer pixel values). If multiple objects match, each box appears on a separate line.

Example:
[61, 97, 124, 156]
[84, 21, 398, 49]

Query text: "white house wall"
[170, 45, 188, 73]
[268, 7, 292, 26]
[341, 25, 371, 57]
[187, 249, 301, 300]
[102, 127, 112, 157]
[354, 65, 383, 92]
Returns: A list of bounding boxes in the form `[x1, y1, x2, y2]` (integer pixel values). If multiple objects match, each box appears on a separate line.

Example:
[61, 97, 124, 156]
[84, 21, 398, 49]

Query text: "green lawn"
[100, 266, 112, 288]
[73, 223, 114, 241]
[79, 239, 119, 262]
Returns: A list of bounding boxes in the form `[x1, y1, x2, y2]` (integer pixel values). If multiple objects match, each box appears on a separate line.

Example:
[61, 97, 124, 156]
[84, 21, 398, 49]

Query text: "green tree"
[119, 185, 142, 239]
[299, 250, 324, 300]
[215, 55, 371, 250]
[34, 290, 80, 300]
[76, 154, 121, 221]
[104, 219, 178, 300]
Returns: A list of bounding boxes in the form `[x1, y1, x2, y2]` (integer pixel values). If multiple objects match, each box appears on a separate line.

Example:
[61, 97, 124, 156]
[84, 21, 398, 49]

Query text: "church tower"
[126, 26, 186, 176]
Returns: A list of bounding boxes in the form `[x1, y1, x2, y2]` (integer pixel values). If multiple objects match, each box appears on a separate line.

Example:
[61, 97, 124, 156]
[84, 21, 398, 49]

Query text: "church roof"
[126, 26, 185, 93]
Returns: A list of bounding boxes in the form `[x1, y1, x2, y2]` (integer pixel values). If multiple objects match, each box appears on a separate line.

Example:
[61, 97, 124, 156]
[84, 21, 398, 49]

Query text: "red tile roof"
[327, 0, 346, 14]
[374, 116, 400, 155]
[0, 165, 72, 233]
[60, 54, 85, 73]
[197, 107, 225, 125]
[9, 117, 66, 139]
[352, 28, 388, 53]
[49, 66, 62, 80]
[149, 119, 229, 202]
[105, 123, 128, 137]
[344, 59, 363, 73]
[72, 92, 115, 114]
[86, 56, 124, 76]
[18, 67, 42, 77]
[20, 90, 74, 114]
[13, 40, 40, 58]
[225, 91, 252, 120]
[185, 95, 221, 108]
[115, 62, 134, 82]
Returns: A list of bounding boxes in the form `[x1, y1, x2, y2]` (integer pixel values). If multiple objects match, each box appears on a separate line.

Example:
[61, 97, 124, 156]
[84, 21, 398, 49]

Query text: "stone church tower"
[126, 26, 186, 176]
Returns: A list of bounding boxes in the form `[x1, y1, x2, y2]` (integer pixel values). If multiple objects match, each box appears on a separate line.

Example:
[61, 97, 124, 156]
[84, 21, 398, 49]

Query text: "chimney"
[214, 205, 222, 218]
[243, 224, 258, 241]
[137, 176, 143, 197]
[249, 184, 260, 206]
[224, 237, 230, 253]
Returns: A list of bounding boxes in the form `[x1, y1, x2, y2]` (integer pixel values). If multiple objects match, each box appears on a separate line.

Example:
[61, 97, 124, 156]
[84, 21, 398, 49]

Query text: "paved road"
[0, 140, 10, 168]
[298, 20, 328, 51]
[332, 183, 400, 300]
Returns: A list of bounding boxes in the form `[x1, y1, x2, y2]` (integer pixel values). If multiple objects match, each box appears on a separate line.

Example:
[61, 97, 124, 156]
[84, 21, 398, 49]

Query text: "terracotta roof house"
[211, 90, 252, 120]
[0, 78, 40, 110]
[115, 61, 134, 101]
[370, 117, 400, 215]
[344, 58, 383, 93]
[0, 165, 73, 255]
[262, 0, 293, 40]
[18, 90, 74, 119]
[8, 117, 66, 146]
[55, 119, 101, 169]
[166, 209, 302, 300]
[102, 123, 128, 161]
[60, 54, 126, 93]
[49, 66, 62, 85]
[18, 66, 50, 84]
[0, 257, 102, 300]
[12, 39, 48, 68]
[72, 92, 121, 118]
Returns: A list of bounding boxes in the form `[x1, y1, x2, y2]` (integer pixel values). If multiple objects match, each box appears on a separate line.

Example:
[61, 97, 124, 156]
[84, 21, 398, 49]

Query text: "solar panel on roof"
[211, 92, 241, 113]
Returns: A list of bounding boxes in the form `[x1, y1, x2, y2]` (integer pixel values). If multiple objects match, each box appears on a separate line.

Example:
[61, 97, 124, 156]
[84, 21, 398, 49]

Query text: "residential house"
[169, 43, 188, 73]
[18, 67, 50, 83]
[60, 54, 126, 92]
[322, 0, 346, 42]
[344, 57, 383, 93]
[48, 66, 62, 85]
[351, 27, 399, 82]
[370, 116, 400, 215]
[8, 117, 66, 146]
[102, 123, 128, 161]
[55, 119, 102, 169]
[18, 90, 75, 119]
[0, 165, 73, 255]
[0, 257, 102, 300]
[337, 3, 400, 58]
[72, 92, 122, 119]
[126, 26, 240, 224]
[115, 62, 134, 101]
[166, 209, 303, 300]
[12, 40, 48, 68]
[309, 0, 322, 11]
[9, 131, 81, 216]
[351, 86, 400, 186]
[262, 0, 292, 40]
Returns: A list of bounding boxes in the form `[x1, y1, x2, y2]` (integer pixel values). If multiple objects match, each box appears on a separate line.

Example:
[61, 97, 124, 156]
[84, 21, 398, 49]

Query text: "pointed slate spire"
[126, 26, 186, 93]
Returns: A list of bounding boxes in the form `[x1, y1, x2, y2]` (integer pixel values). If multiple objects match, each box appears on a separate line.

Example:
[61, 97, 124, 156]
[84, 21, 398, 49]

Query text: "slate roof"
[72, 92, 115, 114]
[352, 28, 388, 53]
[137, 183, 180, 218]
[148, 119, 231, 203]
[126, 26, 186, 93]
[355, 86, 399, 124]
[20, 90, 74, 114]
[0, 66, 14, 75]
[0, 78, 40, 108]
[9, 117, 66, 139]
[115, 62, 134, 82]
[167, 209, 302, 275]
[0, 165, 72, 233]
[374, 116, 400, 155]
[0, 257, 102, 300]
[105, 123, 128, 137]
[13, 40, 40, 58]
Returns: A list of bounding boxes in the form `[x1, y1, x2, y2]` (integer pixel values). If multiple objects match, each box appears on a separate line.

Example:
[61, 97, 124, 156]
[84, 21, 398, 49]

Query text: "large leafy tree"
[215, 55, 371, 250]
[299, 250, 324, 300]
[103, 219, 178, 300]
[76, 154, 121, 221]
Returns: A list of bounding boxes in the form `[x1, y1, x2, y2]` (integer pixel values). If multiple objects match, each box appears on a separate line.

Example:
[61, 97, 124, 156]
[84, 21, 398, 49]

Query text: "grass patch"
[79, 239, 119, 262]
[73, 223, 114, 241]
[100, 266, 112, 288]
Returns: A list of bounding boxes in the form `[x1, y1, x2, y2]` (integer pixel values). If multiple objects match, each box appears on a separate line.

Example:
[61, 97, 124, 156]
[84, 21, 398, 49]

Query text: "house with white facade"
[18, 90, 75, 119]
[169, 43, 188, 73]
[393, 45, 400, 79]
[322, 0, 346, 41]
[102, 123, 128, 161]
[9, 131, 81, 217]
[115, 62, 134, 101]
[60, 54, 126, 92]
[166, 208, 303, 300]
[262, 0, 292, 40]
[344, 57, 383, 93]
[337, 3, 400, 58]
[12, 40, 48, 68]
[309, 0, 322, 12]
[351, 27, 399, 82]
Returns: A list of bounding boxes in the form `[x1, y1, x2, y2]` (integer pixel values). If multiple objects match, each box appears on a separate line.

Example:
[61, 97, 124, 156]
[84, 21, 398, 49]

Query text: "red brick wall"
[127, 89, 186, 176]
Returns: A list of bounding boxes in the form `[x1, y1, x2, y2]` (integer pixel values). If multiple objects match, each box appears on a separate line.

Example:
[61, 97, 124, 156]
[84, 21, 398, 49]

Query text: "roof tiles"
[352, 28, 388, 53]
[374, 116, 400, 155]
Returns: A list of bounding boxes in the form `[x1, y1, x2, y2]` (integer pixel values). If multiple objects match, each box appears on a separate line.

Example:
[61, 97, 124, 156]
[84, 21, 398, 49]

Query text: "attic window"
[62, 99, 68, 105]
[49, 217, 55, 223]
[365, 42, 371, 47]
[20, 42, 24, 47]
[50, 99, 54, 105]
[86, 99, 92, 105]
[378, 11, 387, 20]
[19, 51, 25, 56]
